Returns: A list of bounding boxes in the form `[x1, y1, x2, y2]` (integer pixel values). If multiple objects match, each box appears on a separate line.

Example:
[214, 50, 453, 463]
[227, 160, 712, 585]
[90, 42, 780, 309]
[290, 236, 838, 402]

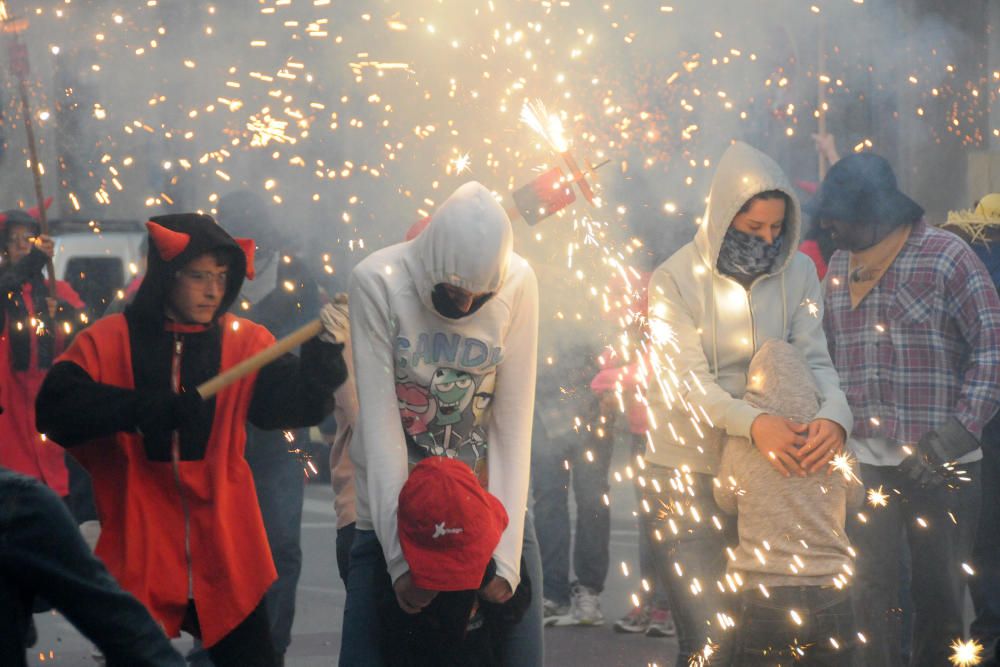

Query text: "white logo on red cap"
[432, 522, 464, 539]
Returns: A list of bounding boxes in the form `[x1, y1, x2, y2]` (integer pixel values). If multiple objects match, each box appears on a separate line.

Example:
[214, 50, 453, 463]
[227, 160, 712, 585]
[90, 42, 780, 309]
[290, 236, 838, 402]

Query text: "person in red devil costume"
[35, 213, 349, 667]
[0, 205, 83, 498]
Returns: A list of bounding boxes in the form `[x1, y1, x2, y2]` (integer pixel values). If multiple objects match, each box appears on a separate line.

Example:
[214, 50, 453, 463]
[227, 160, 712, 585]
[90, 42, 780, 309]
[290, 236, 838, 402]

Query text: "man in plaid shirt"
[817, 154, 1000, 667]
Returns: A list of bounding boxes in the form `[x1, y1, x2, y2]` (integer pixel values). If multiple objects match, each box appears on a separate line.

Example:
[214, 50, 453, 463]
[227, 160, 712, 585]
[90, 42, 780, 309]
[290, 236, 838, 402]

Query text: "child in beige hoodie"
[714, 340, 862, 666]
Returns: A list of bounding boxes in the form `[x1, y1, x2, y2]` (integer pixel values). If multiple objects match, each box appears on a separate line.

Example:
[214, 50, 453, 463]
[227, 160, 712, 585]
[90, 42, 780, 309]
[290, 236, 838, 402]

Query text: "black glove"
[301, 337, 349, 395]
[898, 417, 978, 491]
[134, 390, 205, 462]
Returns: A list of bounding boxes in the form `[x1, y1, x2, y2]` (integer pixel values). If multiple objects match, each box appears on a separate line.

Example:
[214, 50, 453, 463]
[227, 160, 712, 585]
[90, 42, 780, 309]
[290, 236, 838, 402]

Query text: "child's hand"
[479, 575, 513, 604]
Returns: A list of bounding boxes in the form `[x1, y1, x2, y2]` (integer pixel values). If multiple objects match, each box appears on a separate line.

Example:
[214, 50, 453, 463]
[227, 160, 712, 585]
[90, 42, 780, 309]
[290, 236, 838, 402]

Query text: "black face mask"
[431, 284, 493, 319]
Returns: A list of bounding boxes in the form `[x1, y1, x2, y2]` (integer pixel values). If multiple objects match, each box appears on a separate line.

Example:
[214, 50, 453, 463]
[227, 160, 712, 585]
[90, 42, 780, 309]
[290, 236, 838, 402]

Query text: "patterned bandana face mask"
[717, 227, 784, 281]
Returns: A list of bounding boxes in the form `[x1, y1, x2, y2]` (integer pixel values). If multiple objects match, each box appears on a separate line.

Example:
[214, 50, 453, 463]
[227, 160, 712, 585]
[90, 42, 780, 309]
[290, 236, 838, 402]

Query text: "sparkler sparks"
[949, 639, 984, 666]
[867, 485, 889, 508]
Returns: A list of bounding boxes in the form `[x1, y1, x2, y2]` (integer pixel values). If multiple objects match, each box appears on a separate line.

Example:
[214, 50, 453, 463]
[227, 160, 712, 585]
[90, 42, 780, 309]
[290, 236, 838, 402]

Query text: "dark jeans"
[972, 420, 1000, 666]
[729, 586, 857, 666]
[183, 600, 277, 667]
[531, 423, 612, 602]
[849, 462, 981, 667]
[631, 436, 669, 609]
[246, 430, 305, 658]
[0, 467, 184, 667]
[640, 464, 737, 667]
[336, 522, 356, 586]
[340, 514, 544, 667]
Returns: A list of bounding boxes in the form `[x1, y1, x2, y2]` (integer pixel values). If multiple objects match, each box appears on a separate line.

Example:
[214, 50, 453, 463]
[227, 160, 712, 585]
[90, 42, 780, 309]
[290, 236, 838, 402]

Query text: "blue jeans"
[729, 586, 857, 666]
[531, 421, 612, 602]
[246, 429, 305, 658]
[849, 462, 981, 667]
[339, 515, 544, 667]
[640, 464, 737, 667]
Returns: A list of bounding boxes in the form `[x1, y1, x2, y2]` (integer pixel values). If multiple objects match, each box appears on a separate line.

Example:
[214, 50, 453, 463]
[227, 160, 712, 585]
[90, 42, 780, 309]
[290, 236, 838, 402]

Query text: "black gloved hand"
[135, 389, 205, 462]
[898, 417, 978, 492]
[301, 336, 348, 394]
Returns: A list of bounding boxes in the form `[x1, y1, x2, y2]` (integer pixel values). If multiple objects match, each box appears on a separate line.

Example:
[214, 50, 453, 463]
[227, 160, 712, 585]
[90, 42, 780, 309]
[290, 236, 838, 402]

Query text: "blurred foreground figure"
[0, 465, 184, 667]
[819, 156, 1000, 666]
[340, 181, 543, 666]
[35, 213, 348, 667]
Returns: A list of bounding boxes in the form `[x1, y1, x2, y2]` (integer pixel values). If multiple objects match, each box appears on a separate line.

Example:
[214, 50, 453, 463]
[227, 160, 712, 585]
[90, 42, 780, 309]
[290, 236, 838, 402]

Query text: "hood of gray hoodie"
[405, 181, 514, 313]
[694, 141, 801, 278]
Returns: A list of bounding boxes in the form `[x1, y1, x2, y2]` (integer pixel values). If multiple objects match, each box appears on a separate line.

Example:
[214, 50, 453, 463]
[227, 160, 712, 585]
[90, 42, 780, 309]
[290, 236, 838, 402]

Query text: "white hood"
[694, 141, 802, 277]
[406, 181, 514, 311]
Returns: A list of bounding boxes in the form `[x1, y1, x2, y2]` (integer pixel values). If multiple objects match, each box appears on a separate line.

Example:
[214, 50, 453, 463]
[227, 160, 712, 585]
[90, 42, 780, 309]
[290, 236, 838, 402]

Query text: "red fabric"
[799, 240, 828, 279]
[405, 216, 431, 241]
[25, 196, 54, 221]
[146, 221, 191, 262]
[59, 313, 278, 646]
[398, 457, 508, 592]
[0, 279, 82, 496]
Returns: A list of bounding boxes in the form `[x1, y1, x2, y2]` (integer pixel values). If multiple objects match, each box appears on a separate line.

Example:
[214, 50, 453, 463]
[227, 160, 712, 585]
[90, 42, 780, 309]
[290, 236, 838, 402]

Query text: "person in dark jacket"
[34, 213, 349, 667]
[215, 190, 318, 664]
[0, 465, 185, 667]
[944, 193, 1000, 666]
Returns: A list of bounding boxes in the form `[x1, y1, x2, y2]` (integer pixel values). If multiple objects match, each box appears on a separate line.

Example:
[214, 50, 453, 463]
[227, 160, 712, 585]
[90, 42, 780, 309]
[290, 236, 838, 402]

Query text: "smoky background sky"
[0, 0, 996, 354]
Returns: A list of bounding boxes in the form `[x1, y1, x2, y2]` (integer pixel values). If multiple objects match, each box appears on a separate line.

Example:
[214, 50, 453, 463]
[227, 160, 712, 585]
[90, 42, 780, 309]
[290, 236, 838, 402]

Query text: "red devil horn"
[404, 216, 431, 241]
[146, 221, 191, 262]
[26, 196, 53, 221]
[234, 238, 256, 280]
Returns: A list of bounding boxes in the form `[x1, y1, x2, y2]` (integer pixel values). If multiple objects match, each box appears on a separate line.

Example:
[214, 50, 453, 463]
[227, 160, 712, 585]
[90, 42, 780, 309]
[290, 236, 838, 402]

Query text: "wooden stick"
[196, 318, 323, 399]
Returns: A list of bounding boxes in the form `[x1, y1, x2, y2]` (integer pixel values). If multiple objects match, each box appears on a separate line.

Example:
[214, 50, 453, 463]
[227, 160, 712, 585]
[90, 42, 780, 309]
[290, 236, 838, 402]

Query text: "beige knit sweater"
[714, 340, 863, 587]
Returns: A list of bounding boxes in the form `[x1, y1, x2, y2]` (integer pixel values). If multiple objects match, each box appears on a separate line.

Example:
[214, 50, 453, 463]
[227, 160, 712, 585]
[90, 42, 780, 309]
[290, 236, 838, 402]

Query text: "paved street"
[29, 444, 678, 666]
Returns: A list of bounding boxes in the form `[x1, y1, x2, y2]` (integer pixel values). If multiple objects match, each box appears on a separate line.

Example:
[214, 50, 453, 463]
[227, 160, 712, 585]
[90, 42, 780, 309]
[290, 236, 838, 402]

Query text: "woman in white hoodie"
[340, 181, 542, 666]
[643, 142, 852, 665]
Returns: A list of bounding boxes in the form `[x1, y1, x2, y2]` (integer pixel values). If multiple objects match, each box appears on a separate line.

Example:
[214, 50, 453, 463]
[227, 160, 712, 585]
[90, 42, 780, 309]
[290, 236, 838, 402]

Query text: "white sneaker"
[542, 597, 574, 627]
[570, 582, 604, 626]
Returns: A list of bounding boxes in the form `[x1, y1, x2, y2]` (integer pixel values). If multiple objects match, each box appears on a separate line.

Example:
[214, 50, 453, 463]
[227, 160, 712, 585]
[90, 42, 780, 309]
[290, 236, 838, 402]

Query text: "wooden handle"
[196, 319, 324, 399]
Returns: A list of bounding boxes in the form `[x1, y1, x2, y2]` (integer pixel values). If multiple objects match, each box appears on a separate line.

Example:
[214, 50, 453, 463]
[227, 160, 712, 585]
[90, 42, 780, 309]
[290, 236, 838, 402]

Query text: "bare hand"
[479, 575, 514, 604]
[393, 572, 437, 615]
[797, 419, 846, 474]
[811, 133, 840, 166]
[750, 414, 808, 477]
[46, 297, 57, 319]
[34, 235, 54, 258]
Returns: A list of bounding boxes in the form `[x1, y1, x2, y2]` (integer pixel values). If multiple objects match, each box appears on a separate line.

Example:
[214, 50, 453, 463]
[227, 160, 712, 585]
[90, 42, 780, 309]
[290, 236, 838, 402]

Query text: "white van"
[52, 220, 146, 317]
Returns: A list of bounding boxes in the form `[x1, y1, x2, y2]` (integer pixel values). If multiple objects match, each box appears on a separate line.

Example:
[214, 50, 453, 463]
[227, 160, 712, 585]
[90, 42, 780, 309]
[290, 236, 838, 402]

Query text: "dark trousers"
[972, 419, 1000, 666]
[246, 431, 305, 658]
[183, 600, 277, 667]
[0, 468, 184, 667]
[849, 462, 981, 667]
[531, 423, 612, 602]
[630, 436, 669, 609]
[729, 586, 857, 666]
[640, 465, 737, 667]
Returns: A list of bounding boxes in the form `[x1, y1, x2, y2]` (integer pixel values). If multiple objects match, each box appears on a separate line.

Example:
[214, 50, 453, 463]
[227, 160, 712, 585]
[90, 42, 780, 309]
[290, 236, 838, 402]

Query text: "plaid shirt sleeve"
[943, 242, 1000, 439]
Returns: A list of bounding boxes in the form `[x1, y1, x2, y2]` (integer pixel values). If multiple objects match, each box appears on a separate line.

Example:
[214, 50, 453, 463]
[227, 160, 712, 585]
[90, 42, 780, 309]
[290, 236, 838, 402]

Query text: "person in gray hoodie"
[644, 141, 852, 665]
[714, 340, 862, 666]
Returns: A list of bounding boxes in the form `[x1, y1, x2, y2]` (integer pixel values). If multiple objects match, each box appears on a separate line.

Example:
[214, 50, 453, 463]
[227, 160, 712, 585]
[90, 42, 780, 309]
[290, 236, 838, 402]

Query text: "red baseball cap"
[398, 456, 509, 592]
